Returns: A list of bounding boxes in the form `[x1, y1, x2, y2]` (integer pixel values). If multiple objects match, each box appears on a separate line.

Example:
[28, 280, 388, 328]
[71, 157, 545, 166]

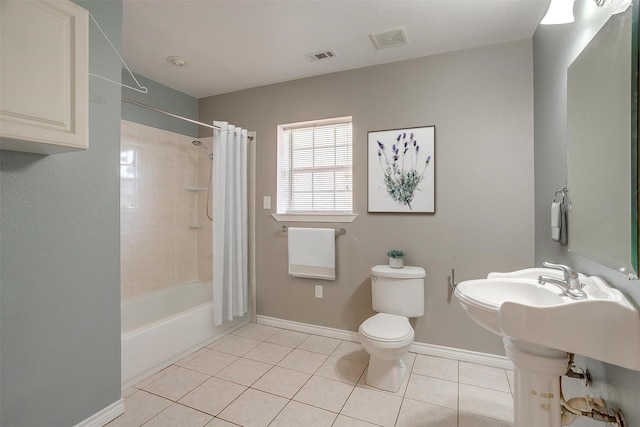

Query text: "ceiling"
[122, 0, 549, 99]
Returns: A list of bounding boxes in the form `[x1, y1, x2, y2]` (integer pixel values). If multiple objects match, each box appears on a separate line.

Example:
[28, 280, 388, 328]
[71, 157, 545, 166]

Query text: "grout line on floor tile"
[119, 324, 514, 427]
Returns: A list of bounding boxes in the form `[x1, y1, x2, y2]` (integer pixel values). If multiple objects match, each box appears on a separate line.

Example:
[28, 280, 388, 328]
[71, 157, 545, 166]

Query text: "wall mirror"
[567, 4, 638, 277]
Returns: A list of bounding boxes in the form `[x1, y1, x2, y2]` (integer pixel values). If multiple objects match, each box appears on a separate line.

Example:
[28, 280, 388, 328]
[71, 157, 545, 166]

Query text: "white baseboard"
[257, 315, 513, 370]
[257, 315, 360, 342]
[73, 398, 124, 427]
[410, 341, 513, 369]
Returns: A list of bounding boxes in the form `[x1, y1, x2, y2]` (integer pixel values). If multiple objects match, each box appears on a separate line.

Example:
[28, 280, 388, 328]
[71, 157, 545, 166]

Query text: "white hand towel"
[288, 227, 336, 280]
[551, 202, 561, 241]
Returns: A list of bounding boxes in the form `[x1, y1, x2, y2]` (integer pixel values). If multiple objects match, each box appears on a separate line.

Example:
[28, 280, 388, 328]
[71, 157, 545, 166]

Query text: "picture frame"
[367, 125, 435, 213]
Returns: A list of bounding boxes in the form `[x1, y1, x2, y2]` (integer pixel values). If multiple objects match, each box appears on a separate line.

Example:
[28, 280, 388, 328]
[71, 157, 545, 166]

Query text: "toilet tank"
[371, 265, 425, 317]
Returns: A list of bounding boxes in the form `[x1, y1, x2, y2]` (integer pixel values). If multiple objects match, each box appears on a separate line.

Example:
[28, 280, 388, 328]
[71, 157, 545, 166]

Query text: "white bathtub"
[121, 281, 248, 388]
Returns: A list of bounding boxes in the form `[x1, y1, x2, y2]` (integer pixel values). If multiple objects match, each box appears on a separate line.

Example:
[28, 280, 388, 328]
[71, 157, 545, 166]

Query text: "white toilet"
[358, 264, 425, 392]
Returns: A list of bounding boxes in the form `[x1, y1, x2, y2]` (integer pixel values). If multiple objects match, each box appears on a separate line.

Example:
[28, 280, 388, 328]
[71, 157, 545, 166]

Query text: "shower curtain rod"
[122, 98, 254, 141]
[122, 98, 221, 130]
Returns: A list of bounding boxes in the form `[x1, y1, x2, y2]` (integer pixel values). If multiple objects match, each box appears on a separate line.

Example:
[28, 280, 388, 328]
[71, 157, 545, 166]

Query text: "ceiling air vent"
[305, 49, 338, 63]
[370, 27, 409, 50]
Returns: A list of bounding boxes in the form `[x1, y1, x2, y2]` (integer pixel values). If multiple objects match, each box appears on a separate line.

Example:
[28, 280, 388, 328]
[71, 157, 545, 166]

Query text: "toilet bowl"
[358, 265, 425, 392]
[359, 313, 414, 391]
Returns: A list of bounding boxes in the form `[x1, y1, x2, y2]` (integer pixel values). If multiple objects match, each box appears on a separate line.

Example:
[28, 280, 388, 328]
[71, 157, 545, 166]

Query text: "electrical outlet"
[315, 285, 323, 298]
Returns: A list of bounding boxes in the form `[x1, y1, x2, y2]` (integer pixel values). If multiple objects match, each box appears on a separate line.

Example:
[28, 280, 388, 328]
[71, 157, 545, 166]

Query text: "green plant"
[387, 249, 406, 259]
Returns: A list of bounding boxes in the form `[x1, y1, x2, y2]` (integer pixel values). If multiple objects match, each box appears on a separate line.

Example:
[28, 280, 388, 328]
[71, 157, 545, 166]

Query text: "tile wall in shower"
[120, 120, 208, 301]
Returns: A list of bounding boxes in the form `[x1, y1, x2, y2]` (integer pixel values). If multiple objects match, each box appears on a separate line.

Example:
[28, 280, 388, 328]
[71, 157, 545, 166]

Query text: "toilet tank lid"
[371, 265, 426, 278]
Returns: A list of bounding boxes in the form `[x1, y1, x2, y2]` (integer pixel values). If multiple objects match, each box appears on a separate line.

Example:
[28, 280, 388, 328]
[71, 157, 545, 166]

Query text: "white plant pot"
[389, 257, 404, 268]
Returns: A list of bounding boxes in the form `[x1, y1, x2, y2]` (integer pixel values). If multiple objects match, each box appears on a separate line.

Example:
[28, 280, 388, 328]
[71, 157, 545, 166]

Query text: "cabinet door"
[0, 0, 89, 155]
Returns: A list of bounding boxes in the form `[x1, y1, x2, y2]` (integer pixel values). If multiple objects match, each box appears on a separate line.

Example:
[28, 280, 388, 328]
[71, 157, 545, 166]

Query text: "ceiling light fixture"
[540, 0, 575, 25]
[167, 56, 188, 67]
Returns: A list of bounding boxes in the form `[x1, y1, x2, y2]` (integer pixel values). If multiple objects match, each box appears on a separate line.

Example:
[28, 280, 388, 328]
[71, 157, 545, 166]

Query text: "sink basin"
[455, 268, 640, 371]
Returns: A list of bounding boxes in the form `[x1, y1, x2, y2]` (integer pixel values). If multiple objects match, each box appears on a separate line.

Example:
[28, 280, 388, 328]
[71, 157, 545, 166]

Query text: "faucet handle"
[542, 261, 579, 282]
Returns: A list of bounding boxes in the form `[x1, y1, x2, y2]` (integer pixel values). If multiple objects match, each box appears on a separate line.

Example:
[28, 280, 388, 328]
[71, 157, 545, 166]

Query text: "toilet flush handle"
[371, 275, 378, 281]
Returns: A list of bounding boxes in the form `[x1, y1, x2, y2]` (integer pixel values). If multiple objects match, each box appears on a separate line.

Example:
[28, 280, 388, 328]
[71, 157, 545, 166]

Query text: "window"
[277, 117, 353, 215]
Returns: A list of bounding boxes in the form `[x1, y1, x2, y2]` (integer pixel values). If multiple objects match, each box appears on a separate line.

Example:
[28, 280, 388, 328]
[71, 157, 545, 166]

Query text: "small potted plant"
[387, 249, 406, 268]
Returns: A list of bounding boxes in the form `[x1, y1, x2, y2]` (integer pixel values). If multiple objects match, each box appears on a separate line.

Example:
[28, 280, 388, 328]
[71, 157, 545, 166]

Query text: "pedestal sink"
[454, 268, 640, 427]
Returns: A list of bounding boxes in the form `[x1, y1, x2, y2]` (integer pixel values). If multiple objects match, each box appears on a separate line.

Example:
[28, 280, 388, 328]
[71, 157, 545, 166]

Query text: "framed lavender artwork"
[367, 126, 435, 213]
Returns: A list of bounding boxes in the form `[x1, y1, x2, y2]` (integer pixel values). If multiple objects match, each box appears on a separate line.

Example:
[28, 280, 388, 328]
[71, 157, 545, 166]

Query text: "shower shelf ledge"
[185, 186, 208, 192]
[189, 223, 204, 229]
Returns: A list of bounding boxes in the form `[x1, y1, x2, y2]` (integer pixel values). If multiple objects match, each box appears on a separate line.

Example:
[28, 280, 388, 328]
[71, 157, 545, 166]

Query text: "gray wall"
[200, 39, 535, 355]
[533, 0, 640, 425]
[0, 0, 122, 425]
[122, 71, 199, 137]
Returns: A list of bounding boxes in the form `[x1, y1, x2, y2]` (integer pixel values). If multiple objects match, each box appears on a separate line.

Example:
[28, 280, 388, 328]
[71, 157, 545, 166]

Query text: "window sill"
[271, 213, 358, 223]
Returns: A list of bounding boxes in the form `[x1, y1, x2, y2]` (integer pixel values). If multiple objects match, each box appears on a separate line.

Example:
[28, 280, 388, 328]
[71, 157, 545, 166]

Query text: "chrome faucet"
[538, 261, 587, 300]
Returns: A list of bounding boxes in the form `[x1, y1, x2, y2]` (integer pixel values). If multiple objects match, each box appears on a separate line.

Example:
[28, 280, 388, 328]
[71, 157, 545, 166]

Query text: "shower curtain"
[212, 121, 248, 325]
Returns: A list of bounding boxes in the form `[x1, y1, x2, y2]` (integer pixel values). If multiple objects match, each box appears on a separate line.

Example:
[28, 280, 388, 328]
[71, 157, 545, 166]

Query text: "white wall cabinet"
[0, 0, 89, 155]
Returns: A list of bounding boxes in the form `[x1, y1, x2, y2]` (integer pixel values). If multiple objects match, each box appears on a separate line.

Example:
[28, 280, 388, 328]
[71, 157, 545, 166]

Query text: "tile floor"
[107, 323, 514, 427]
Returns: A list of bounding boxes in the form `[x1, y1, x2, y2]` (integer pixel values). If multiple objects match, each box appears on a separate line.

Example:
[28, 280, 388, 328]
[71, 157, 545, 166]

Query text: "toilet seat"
[359, 313, 413, 343]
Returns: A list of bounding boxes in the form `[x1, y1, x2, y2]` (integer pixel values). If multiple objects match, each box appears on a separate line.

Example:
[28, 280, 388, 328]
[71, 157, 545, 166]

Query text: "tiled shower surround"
[120, 120, 213, 301]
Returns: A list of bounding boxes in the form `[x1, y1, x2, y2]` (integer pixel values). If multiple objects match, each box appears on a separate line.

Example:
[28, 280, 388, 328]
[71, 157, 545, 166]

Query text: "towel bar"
[281, 225, 347, 236]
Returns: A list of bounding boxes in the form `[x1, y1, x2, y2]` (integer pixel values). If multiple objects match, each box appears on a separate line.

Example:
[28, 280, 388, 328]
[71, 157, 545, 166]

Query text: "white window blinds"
[278, 117, 353, 214]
